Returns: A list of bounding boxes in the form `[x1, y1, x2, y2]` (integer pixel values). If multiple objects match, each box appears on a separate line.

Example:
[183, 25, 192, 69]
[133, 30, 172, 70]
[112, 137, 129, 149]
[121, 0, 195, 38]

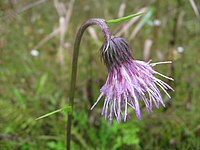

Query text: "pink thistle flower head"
[91, 36, 174, 123]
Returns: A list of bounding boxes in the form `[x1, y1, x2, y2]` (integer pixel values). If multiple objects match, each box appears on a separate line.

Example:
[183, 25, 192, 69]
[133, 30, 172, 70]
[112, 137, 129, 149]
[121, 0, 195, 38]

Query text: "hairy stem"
[66, 18, 111, 150]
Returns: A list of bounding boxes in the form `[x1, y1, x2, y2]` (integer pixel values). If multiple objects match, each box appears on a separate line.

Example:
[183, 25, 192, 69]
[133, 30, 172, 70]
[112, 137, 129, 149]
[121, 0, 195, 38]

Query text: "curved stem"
[66, 18, 111, 150]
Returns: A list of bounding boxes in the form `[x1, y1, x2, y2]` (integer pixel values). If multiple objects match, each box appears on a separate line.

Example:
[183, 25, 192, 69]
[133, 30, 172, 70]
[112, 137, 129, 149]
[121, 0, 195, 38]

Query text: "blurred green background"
[0, 0, 200, 149]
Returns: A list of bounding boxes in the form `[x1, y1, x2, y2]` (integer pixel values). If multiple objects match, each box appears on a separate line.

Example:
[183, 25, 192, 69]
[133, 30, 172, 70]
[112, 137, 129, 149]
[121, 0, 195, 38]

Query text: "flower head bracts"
[91, 36, 174, 123]
[100, 36, 133, 70]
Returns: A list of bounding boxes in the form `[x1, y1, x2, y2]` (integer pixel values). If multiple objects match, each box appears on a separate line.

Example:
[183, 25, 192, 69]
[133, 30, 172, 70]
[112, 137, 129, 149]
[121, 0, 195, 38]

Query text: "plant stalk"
[66, 18, 111, 150]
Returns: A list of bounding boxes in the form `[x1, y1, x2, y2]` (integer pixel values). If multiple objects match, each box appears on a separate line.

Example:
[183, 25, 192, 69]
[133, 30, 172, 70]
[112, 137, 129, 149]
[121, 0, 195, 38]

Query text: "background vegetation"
[0, 0, 200, 149]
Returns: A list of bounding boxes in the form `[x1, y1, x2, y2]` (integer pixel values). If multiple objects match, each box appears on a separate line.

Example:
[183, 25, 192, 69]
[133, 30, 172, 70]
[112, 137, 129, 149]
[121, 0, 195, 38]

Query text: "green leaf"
[106, 12, 145, 24]
[36, 73, 48, 95]
[13, 87, 26, 109]
[35, 106, 72, 120]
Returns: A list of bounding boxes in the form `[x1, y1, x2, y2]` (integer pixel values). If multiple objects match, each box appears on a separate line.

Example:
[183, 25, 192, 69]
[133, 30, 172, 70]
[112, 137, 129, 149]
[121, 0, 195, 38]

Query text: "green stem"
[67, 18, 111, 150]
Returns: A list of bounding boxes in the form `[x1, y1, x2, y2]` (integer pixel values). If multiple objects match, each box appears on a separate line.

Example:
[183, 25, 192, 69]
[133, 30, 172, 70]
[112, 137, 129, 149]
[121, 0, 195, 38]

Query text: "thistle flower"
[91, 36, 174, 123]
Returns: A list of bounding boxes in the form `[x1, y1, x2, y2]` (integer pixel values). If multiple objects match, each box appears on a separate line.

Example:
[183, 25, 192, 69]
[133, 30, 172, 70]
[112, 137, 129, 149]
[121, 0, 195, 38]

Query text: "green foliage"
[72, 110, 139, 149]
[36, 73, 48, 95]
[46, 141, 65, 150]
[13, 87, 26, 109]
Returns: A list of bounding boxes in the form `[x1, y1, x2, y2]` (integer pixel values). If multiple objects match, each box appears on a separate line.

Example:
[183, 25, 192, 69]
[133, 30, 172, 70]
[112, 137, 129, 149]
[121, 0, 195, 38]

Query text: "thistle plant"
[36, 12, 174, 150]
[67, 13, 173, 149]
